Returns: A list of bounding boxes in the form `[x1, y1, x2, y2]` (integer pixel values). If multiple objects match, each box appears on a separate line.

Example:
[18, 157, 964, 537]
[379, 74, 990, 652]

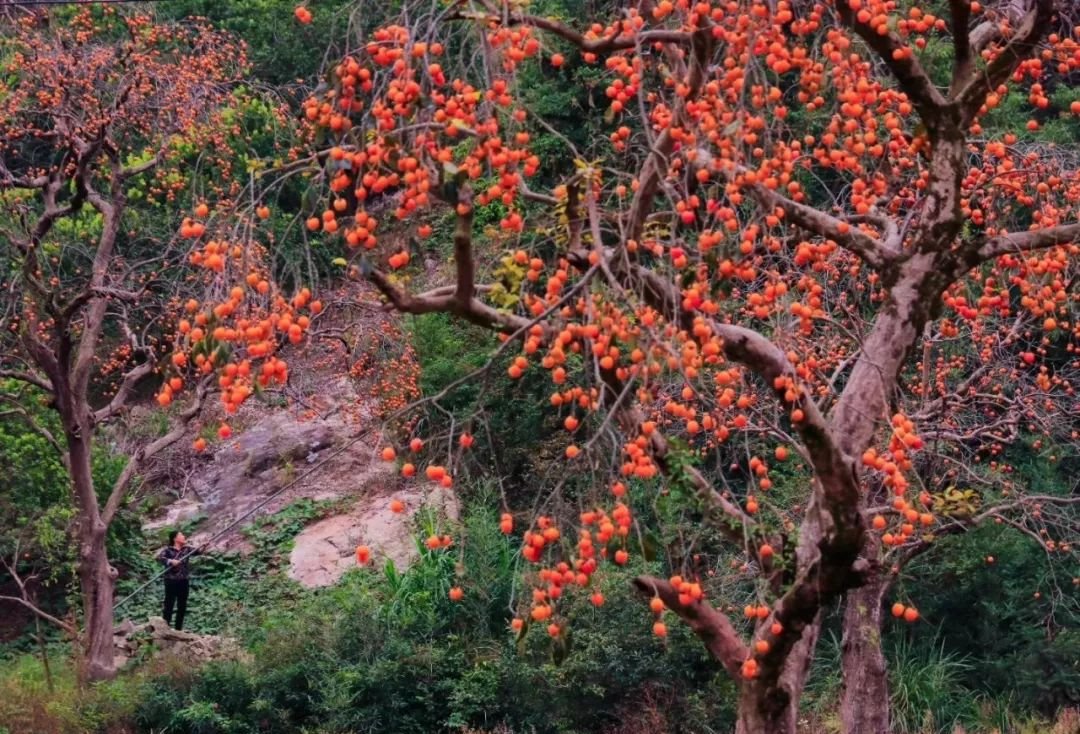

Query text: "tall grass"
[889, 631, 974, 734]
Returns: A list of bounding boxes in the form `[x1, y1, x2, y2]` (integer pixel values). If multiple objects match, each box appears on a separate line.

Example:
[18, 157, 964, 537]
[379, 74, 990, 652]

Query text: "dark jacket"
[158, 545, 199, 581]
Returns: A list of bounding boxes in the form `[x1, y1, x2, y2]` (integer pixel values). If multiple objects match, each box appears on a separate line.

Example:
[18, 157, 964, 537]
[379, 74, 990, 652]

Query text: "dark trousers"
[163, 579, 190, 630]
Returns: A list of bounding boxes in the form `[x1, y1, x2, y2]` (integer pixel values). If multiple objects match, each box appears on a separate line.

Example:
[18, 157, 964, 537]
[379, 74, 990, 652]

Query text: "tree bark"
[68, 424, 118, 682]
[734, 618, 820, 734]
[840, 572, 892, 734]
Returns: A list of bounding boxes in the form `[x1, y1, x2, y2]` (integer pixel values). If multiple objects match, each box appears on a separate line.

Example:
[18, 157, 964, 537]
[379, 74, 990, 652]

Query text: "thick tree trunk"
[840, 574, 892, 734]
[735, 618, 820, 734]
[79, 540, 117, 681]
[69, 429, 117, 682]
[735, 694, 797, 734]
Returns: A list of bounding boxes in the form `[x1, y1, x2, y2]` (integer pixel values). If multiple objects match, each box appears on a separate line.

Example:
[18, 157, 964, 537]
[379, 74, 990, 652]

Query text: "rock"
[113, 616, 249, 669]
[113, 618, 136, 636]
[288, 484, 459, 588]
[142, 497, 203, 534]
[180, 386, 383, 548]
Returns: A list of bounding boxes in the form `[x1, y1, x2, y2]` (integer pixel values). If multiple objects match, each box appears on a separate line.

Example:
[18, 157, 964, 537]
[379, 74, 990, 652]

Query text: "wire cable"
[113, 424, 377, 612]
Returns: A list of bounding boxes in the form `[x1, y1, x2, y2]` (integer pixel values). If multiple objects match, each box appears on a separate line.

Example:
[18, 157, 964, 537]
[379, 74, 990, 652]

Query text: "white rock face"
[142, 498, 203, 533]
[287, 484, 458, 587]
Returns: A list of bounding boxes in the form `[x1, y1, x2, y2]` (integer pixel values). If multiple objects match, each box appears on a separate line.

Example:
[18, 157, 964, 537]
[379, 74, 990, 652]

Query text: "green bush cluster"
[1, 501, 734, 734]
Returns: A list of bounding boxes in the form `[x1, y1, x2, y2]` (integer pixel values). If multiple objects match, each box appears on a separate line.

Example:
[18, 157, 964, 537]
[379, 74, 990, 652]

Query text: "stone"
[142, 497, 203, 534]
[112, 616, 249, 669]
[288, 484, 459, 588]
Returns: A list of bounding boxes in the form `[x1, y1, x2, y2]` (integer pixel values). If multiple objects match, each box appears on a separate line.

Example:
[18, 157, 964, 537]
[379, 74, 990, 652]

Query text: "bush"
[116, 500, 730, 734]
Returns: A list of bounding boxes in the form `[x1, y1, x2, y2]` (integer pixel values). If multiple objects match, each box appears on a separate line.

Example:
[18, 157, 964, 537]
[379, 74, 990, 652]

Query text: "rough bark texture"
[840, 575, 892, 734]
[355, 4, 1077, 731]
[68, 417, 119, 680]
[734, 618, 821, 734]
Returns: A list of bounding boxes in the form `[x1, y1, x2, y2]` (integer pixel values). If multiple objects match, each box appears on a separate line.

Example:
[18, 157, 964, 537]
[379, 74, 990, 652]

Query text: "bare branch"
[93, 357, 154, 425]
[0, 594, 75, 635]
[0, 368, 54, 394]
[974, 222, 1080, 262]
[368, 270, 531, 334]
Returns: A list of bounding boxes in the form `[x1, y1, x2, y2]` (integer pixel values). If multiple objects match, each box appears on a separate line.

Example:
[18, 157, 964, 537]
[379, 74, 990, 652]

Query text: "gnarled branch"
[748, 183, 898, 270]
[633, 575, 748, 677]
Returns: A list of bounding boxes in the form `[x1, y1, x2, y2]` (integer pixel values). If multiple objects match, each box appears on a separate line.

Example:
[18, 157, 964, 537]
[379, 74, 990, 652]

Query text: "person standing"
[157, 530, 199, 630]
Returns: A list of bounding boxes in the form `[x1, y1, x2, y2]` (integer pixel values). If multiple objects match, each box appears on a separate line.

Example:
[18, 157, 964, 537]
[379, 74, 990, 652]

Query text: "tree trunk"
[735, 618, 820, 734]
[840, 574, 892, 734]
[69, 429, 117, 682]
[79, 536, 117, 681]
[735, 693, 797, 734]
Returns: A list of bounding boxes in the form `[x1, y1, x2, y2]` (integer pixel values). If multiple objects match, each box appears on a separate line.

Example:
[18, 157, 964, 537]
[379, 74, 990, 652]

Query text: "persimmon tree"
[0, 8, 255, 681]
[257, 0, 1080, 730]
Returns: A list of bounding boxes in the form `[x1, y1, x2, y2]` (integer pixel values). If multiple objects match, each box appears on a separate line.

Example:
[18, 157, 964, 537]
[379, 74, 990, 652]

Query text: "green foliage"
[0, 383, 134, 649]
[900, 525, 1080, 716]
[115, 499, 331, 638]
[156, 0, 357, 85]
[888, 633, 975, 734]
[407, 313, 552, 493]
[47, 501, 727, 734]
[0, 654, 140, 734]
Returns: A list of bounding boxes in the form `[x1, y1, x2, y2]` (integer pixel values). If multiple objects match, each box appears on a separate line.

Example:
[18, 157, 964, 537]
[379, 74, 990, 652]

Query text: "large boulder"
[142, 377, 379, 551]
[288, 484, 458, 587]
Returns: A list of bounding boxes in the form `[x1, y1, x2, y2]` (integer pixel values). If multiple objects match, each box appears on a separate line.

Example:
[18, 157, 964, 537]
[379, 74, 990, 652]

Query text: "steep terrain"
[136, 286, 449, 586]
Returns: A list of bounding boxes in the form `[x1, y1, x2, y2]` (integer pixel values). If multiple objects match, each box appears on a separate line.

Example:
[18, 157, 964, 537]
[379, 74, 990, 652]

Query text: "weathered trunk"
[69, 426, 117, 682]
[735, 694, 797, 734]
[735, 618, 820, 734]
[840, 572, 892, 734]
[79, 535, 117, 681]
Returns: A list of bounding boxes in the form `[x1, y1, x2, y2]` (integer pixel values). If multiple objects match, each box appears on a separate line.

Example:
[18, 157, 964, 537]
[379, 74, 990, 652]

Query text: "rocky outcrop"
[142, 377, 379, 552]
[112, 616, 249, 670]
[288, 484, 458, 587]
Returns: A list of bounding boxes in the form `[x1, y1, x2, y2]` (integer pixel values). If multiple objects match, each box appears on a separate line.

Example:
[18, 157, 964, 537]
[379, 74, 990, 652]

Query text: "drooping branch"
[622, 261, 859, 520]
[835, 4, 949, 131]
[612, 398, 752, 545]
[633, 575, 748, 677]
[953, 0, 1054, 124]
[747, 182, 898, 270]
[0, 555, 75, 635]
[0, 368, 54, 394]
[0, 594, 75, 635]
